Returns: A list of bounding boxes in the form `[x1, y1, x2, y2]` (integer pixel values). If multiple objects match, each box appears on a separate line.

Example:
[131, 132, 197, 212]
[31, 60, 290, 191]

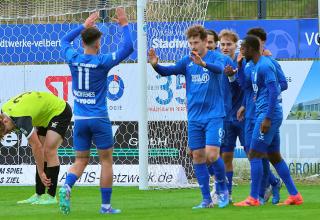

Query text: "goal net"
[0, 0, 209, 187]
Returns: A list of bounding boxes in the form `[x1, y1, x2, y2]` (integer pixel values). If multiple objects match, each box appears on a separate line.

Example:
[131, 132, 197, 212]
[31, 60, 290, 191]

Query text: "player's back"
[68, 53, 115, 118]
[252, 56, 282, 119]
[2, 91, 66, 127]
[265, 56, 288, 92]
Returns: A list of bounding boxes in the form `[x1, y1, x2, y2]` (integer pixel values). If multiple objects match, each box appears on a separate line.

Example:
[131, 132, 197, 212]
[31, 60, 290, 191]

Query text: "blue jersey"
[238, 60, 256, 120]
[221, 55, 242, 121]
[154, 50, 225, 121]
[251, 56, 283, 119]
[239, 56, 287, 120]
[266, 56, 288, 104]
[61, 25, 133, 118]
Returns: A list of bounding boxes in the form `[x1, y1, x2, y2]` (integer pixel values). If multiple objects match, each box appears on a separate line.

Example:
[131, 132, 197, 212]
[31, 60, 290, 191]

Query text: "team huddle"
[149, 25, 303, 207]
[0, 7, 302, 214]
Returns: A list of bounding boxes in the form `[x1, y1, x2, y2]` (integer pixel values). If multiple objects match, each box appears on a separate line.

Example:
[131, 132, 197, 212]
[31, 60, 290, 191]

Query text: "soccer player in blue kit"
[58, 8, 133, 214]
[218, 29, 244, 203]
[237, 27, 288, 205]
[148, 25, 229, 209]
[234, 35, 303, 206]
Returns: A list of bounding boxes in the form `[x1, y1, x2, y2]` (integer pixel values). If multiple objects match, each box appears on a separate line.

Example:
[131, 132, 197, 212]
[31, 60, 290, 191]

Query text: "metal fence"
[206, 0, 318, 20]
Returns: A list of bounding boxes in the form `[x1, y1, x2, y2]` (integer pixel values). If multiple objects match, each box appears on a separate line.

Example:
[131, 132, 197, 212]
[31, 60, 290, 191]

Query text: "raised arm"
[61, 12, 99, 61]
[101, 7, 134, 68]
[148, 48, 186, 76]
[190, 51, 223, 74]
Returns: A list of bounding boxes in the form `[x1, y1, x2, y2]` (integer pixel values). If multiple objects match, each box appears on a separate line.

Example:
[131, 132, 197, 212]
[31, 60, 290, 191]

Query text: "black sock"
[46, 165, 60, 197]
[35, 162, 47, 195]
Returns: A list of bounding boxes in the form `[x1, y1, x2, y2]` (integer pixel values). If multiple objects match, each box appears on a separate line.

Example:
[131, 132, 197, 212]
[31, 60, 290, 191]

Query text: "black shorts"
[37, 103, 72, 138]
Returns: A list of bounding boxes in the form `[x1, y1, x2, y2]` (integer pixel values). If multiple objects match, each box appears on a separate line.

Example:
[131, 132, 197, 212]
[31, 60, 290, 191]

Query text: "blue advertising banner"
[0, 23, 138, 63]
[0, 19, 318, 63]
[204, 19, 300, 59]
[298, 19, 320, 58]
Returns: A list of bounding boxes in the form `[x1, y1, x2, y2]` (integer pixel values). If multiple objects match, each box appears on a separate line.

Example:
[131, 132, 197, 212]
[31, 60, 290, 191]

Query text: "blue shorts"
[244, 118, 255, 153]
[250, 114, 282, 153]
[221, 120, 245, 153]
[73, 118, 114, 151]
[188, 118, 224, 150]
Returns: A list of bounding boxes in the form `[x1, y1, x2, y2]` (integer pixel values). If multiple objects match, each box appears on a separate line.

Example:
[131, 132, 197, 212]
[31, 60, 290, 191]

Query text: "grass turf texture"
[0, 184, 319, 220]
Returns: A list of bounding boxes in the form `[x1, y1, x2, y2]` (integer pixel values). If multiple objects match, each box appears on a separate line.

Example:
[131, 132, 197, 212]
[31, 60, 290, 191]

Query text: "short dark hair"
[81, 27, 103, 46]
[243, 35, 260, 52]
[247, 27, 267, 42]
[186, 25, 207, 40]
[206, 29, 218, 42]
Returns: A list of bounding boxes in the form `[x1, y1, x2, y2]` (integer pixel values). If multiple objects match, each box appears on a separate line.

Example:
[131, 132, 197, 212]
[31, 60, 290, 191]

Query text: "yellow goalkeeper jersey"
[1, 91, 66, 137]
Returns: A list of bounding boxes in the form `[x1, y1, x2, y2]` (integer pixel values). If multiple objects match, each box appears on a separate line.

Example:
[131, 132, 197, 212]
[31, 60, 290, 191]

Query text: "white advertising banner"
[24, 64, 140, 121]
[147, 64, 187, 121]
[278, 61, 313, 118]
[0, 65, 25, 107]
[0, 165, 188, 186]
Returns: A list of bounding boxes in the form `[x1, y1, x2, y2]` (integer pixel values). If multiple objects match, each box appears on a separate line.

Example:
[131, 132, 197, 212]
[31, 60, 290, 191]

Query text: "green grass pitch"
[0, 184, 319, 220]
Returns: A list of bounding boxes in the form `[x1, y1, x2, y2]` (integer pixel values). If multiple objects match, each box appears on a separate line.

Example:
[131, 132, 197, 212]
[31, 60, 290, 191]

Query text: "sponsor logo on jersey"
[191, 73, 210, 84]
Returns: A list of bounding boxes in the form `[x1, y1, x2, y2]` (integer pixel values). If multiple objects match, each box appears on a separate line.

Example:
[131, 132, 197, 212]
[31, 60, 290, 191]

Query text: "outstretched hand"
[113, 7, 128, 26]
[84, 11, 99, 28]
[190, 51, 205, 67]
[148, 48, 159, 67]
[224, 65, 237, 77]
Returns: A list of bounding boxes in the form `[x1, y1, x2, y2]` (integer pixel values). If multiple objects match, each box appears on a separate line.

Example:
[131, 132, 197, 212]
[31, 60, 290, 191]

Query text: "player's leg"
[268, 132, 303, 206]
[221, 121, 238, 203]
[208, 121, 228, 205]
[206, 118, 229, 208]
[259, 158, 271, 204]
[59, 150, 90, 214]
[37, 103, 72, 205]
[234, 115, 275, 207]
[262, 129, 281, 204]
[269, 173, 282, 204]
[188, 121, 213, 209]
[243, 119, 255, 155]
[260, 159, 281, 204]
[93, 118, 120, 214]
[34, 130, 62, 205]
[59, 119, 91, 214]
[17, 129, 47, 204]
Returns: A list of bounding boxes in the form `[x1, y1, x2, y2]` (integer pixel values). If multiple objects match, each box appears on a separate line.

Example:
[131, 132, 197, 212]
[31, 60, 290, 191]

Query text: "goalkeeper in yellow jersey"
[0, 91, 72, 204]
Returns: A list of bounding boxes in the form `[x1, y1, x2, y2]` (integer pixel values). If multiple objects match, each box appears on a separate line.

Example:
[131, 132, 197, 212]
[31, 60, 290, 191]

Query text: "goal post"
[137, 0, 148, 190]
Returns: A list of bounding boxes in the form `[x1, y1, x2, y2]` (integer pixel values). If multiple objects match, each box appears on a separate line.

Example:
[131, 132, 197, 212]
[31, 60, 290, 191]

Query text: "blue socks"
[211, 158, 227, 193]
[207, 164, 218, 193]
[226, 171, 233, 195]
[274, 160, 298, 195]
[207, 164, 215, 176]
[100, 188, 112, 204]
[259, 158, 270, 197]
[65, 173, 78, 188]
[250, 158, 263, 199]
[269, 170, 279, 186]
[194, 163, 211, 201]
